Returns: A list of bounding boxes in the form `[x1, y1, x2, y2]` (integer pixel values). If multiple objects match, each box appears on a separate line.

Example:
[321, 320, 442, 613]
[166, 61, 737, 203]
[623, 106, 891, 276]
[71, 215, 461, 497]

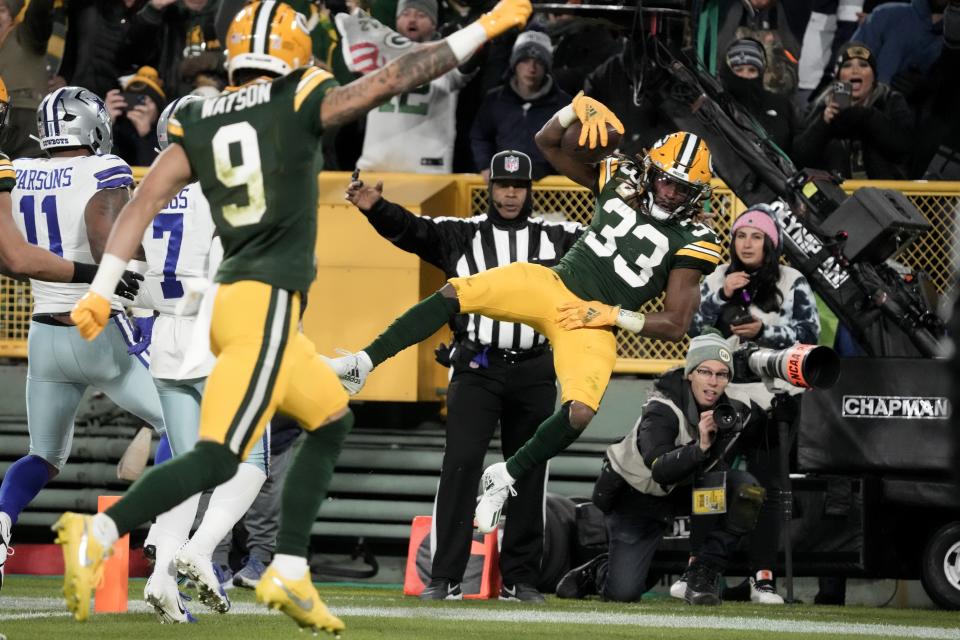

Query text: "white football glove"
[321, 349, 373, 395]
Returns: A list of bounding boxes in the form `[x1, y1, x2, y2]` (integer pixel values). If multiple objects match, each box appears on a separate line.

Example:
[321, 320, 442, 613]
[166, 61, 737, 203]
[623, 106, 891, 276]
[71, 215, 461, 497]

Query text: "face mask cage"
[640, 161, 711, 220]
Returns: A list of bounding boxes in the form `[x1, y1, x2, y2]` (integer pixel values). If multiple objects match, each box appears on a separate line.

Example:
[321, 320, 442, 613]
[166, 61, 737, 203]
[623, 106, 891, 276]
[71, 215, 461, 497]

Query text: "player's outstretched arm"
[536, 92, 625, 190]
[640, 268, 703, 342]
[0, 191, 85, 282]
[320, 0, 531, 128]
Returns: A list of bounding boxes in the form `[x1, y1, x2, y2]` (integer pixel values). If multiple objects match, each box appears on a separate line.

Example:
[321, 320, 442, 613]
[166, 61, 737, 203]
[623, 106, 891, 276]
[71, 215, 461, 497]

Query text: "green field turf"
[1, 576, 958, 640]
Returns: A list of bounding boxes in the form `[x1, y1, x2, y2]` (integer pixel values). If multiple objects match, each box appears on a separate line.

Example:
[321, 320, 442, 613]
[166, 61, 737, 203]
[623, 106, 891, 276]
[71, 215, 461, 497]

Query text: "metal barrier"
[2, 173, 957, 373]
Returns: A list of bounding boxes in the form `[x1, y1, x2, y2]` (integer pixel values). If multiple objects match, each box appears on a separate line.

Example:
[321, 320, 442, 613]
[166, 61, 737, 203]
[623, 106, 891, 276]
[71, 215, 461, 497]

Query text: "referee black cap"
[489, 150, 533, 182]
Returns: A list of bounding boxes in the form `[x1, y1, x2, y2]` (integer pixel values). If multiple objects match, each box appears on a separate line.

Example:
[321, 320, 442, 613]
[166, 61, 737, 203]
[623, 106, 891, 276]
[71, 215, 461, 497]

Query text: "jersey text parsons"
[201, 84, 272, 118]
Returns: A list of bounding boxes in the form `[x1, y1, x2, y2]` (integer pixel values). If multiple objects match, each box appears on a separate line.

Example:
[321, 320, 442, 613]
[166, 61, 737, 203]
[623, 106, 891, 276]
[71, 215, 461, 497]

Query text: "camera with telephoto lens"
[712, 402, 742, 434]
[732, 342, 841, 389]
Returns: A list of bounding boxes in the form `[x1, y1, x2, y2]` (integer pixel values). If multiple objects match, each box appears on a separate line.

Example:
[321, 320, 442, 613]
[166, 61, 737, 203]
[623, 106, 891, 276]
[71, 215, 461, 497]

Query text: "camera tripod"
[771, 391, 798, 603]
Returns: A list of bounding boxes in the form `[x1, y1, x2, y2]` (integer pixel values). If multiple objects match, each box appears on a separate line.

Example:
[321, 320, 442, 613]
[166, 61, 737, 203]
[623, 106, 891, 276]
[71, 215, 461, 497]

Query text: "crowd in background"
[0, 0, 957, 181]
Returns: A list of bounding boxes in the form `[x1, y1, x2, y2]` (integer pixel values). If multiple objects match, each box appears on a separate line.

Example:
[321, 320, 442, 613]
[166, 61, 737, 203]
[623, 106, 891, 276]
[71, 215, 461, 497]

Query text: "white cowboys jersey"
[140, 182, 216, 380]
[12, 154, 133, 314]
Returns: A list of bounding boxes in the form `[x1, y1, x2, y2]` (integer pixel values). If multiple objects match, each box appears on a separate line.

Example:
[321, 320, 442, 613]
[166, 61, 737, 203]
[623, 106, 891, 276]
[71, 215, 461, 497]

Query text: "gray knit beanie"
[396, 0, 438, 25]
[509, 30, 553, 72]
[684, 328, 734, 377]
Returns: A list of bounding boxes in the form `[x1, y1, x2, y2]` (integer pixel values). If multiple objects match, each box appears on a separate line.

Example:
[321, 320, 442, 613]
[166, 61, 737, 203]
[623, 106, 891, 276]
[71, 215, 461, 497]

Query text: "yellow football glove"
[556, 300, 620, 330]
[572, 91, 625, 150]
[71, 291, 112, 341]
[476, 0, 532, 39]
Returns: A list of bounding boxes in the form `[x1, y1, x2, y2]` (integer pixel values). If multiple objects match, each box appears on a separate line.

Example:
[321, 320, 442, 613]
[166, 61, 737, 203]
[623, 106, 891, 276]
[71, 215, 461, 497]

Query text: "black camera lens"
[713, 402, 739, 432]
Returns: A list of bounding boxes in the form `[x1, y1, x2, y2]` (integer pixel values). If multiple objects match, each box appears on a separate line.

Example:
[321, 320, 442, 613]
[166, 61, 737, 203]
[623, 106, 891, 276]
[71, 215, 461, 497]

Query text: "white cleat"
[0, 512, 11, 592]
[474, 462, 516, 534]
[669, 566, 691, 599]
[144, 574, 197, 623]
[322, 349, 373, 395]
[175, 542, 230, 613]
[750, 576, 785, 604]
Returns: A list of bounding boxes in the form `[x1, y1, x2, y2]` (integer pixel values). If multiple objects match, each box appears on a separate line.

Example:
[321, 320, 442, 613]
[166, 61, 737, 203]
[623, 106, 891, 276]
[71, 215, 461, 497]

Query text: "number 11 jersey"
[553, 156, 722, 311]
[168, 67, 338, 294]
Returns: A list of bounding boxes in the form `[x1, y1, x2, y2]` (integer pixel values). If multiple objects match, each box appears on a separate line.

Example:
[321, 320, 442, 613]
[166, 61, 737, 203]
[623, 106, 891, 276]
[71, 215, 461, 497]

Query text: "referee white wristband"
[557, 104, 577, 128]
[446, 23, 487, 64]
[90, 253, 127, 300]
[615, 308, 646, 334]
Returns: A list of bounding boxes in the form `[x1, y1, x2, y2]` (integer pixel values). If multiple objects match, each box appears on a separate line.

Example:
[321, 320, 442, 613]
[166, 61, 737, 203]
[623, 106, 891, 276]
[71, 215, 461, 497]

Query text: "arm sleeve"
[759, 273, 821, 347]
[360, 198, 460, 269]
[638, 402, 707, 486]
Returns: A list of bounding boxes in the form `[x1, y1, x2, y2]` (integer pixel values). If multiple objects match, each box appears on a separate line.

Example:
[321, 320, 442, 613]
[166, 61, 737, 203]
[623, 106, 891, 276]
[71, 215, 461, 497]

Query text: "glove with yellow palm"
[476, 0, 532, 39]
[556, 300, 620, 330]
[71, 291, 112, 341]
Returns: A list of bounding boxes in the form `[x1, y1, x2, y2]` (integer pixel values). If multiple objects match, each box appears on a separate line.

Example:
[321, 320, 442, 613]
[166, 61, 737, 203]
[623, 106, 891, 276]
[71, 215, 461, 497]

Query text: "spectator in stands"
[121, 0, 219, 100]
[343, 150, 582, 603]
[793, 42, 913, 179]
[105, 66, 166, 167]
[555, 331, 770, 605]
[717, 0, 801, 95]
[356, 0, 471, 173]
[720, 38, 798, 156]
[909, 1, 960, 179]
[686, 204, 820, 605]
[796, 0, 864, 106]
[0, 0, 53, 158]
[470, 30, 570, 180]
[53, 0, 146, 101]
[851, 0, 947, 91]
[545, 0, 621, 97]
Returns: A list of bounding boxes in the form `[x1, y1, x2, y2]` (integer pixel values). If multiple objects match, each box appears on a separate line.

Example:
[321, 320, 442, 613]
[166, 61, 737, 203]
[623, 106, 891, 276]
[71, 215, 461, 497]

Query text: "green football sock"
[106, 441, 238, 535]
[275, 412, 354, 557]
[505, 408, 581, 480]
[364, 292, 457, 367]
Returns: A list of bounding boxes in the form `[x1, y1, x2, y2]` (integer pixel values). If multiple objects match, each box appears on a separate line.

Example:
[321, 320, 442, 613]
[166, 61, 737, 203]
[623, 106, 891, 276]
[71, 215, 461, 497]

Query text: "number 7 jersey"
[553, 156, 722, 310]
[167, 67, 338, 293]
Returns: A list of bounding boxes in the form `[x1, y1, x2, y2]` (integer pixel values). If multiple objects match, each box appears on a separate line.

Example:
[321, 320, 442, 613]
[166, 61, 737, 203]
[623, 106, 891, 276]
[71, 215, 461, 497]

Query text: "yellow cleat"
[52, 512, 110, 622]
[255, 566, 345, 637]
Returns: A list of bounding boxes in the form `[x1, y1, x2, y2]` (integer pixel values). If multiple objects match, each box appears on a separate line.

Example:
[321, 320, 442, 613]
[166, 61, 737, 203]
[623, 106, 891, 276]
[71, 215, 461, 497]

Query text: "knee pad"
[726, 483, 766, 535]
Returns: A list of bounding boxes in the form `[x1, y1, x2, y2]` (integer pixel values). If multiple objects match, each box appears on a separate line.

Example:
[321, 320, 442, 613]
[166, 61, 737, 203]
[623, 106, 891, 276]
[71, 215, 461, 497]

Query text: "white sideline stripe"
[1, 597, 958, 639]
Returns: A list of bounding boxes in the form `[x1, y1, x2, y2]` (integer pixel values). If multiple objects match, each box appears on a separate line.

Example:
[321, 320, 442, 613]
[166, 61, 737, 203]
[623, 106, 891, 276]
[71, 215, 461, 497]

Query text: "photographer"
[556, 331, 768, 605]
[793, 42, 913, 179]
[689, 204, 819, 603]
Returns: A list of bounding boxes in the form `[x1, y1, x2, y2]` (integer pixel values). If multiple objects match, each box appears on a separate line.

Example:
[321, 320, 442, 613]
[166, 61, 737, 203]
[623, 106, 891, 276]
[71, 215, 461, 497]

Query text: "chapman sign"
[842, 395, 951, 419]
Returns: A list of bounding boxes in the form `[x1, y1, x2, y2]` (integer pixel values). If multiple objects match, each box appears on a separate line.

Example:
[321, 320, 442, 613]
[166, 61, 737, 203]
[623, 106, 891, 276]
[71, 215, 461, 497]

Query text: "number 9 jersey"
[553, 156, 722, 311]
[167, 66, 338, 294]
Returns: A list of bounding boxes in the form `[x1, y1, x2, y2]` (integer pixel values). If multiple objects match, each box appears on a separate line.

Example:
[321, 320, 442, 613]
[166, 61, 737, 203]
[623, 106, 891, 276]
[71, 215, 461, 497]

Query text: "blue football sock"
[155, 433, 172, 465]
[0, 455, 54, 525]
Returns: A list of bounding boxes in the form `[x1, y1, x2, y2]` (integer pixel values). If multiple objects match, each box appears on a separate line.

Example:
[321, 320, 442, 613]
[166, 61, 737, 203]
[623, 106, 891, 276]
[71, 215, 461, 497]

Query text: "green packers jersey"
[0, 152, 15, 192]
[553, 156, 721, 310]
[168, 66, 338, 293]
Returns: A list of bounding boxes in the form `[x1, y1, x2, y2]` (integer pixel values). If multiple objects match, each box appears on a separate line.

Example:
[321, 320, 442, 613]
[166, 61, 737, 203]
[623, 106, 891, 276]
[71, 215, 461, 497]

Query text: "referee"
[344, 150, 583, 602]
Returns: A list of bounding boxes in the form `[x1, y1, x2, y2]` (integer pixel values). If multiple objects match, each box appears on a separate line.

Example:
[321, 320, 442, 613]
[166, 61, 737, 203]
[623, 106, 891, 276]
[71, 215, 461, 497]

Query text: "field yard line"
[2, 597, 957, 639]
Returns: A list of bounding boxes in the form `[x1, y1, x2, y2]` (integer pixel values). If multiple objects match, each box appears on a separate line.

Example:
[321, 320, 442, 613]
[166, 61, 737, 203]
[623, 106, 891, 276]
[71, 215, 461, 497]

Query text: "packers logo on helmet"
[0, 76, 9, 130]
[641, 132, 713, 221]
[226, 0, 313, 84]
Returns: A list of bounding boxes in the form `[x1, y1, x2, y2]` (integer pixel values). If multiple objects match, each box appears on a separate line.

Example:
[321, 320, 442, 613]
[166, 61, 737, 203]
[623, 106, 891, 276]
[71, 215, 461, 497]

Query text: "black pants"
[430, 346, 556, 586]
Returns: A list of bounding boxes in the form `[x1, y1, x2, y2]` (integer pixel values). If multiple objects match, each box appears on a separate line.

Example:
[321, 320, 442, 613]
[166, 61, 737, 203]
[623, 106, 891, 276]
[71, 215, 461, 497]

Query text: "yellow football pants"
[449, 262, 617, 411]
[200, 281, 349, 460]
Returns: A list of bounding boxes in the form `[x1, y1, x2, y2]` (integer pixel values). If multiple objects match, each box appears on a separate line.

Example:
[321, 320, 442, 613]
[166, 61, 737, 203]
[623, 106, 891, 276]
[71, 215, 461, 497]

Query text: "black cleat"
[684, 561, 722, 606]
[555, 553, 606, 599]
[499, 583, 545, 603]
[420, 578, 463, 600]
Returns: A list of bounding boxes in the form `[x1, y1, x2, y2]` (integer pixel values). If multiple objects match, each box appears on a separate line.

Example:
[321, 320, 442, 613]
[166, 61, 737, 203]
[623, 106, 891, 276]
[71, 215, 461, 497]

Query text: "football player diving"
[326, 94, 721, 537]
[54, 0, 533, 633]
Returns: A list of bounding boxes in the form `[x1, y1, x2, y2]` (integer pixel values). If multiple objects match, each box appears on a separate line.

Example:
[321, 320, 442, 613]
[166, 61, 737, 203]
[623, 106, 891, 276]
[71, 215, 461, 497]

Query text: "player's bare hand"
[722, 271, 750, 299]
[70, 291, 111, 341]
[698, 411, 717, 452]
[571, 91, 625, 149]
[345, 178, 383, 211]
[476, 0, 532, 39]
[556, 300, 619, 330]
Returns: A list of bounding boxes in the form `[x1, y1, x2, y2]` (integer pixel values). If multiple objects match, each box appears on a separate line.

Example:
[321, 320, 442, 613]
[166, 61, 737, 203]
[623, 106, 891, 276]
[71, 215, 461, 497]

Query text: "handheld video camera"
[732, 342, 841, 390]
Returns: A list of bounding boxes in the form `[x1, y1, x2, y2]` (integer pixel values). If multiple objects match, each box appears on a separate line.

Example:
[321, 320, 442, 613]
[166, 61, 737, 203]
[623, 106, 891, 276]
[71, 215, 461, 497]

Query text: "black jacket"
[470, 78, 571, 179]
[793, 83, 914, 179]
[637, 369, 767, 487]
[359, 197, 582, 348]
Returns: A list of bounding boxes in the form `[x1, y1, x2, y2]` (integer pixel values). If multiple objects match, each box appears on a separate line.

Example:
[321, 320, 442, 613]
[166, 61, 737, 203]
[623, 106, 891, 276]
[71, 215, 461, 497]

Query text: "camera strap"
[692, 471, 727, 515]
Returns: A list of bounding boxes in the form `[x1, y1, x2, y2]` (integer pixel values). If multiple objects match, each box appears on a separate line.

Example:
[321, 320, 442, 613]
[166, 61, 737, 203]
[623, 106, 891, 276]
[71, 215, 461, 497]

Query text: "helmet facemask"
[641, 160, 711, 221]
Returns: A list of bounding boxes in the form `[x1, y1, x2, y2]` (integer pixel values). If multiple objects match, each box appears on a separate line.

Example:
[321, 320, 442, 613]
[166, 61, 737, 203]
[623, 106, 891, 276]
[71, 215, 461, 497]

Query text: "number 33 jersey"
[553, 156, 722, 310]
[168, 66, 338, 294]
[11, 153, 134, 314]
